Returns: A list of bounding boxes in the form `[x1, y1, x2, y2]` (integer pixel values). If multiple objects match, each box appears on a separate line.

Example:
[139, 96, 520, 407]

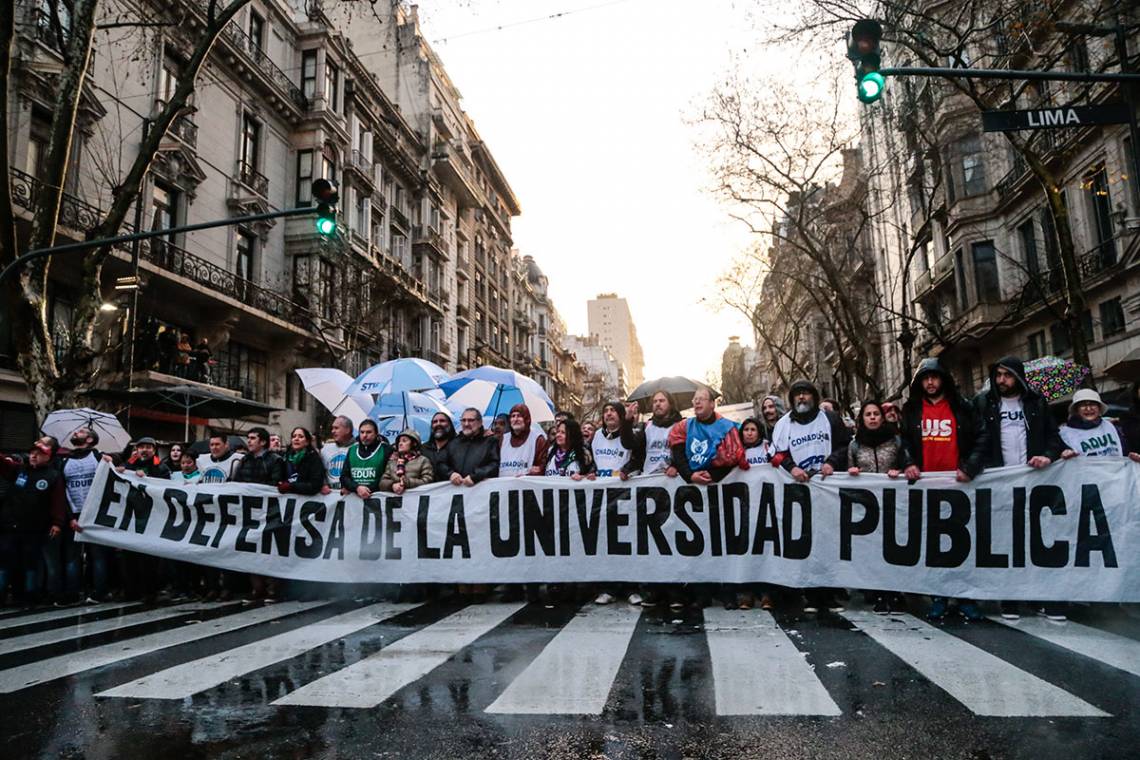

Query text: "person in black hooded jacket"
[972, 356, 1071, 621]
[900, 357, 986, 479]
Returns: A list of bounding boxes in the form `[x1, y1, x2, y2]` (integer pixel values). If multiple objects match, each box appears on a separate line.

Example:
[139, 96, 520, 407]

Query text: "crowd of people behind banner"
[1, 354, 1138, 622]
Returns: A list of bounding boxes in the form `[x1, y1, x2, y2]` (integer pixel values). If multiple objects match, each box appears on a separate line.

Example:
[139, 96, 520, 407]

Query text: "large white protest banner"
[78, 459, 1140, 600]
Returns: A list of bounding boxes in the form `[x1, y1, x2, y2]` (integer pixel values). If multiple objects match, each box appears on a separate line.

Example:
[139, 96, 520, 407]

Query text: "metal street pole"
[124, 117, 151, 390]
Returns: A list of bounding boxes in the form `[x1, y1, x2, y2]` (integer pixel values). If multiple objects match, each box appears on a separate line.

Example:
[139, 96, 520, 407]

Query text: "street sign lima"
[981, 102, 1132, 132]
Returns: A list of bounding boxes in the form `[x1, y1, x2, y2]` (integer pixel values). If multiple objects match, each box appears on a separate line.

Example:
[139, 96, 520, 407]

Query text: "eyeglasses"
[460, 418, 479, 424]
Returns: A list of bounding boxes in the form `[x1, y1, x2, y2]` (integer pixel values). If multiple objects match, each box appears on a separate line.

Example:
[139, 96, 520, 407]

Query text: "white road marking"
[841, 610, 1108, 717]
[97, 603, 418, 699]
[274, 603, 525, 709]
[989, 615, 1140, 678]
[0, 602, 140, 632]
[704, 608, 841, 716]
[485, 604, 641, 715]
[0, 603, 225, 655]
[0, 601, 325, 693]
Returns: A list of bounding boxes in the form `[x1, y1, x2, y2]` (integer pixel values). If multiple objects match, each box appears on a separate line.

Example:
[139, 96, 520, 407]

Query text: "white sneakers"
[594, 592, 616, 605]
[628, 592, 644, 606]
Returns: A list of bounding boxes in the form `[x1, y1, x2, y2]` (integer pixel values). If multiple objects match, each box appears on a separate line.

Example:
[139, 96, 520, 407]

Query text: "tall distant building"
[587, 294, 645, 388]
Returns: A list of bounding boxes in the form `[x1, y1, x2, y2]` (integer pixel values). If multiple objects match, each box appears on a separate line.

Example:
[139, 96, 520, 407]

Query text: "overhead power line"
[430, 0, 640, 45]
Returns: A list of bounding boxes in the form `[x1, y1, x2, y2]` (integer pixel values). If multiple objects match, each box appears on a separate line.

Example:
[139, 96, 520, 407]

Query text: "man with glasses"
[435, 408, 500, 486]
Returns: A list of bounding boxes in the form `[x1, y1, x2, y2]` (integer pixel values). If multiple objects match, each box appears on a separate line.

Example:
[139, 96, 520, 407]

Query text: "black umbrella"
[626, 376, 718, 413]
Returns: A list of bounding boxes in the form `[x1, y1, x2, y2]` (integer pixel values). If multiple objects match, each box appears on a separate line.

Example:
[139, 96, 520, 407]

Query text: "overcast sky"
[414, 0, 776, 383]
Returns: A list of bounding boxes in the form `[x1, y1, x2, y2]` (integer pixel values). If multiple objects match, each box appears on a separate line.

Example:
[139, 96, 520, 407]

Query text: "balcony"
[233, 160, 268, 198]
[389, 204, 410, 231]
[512, 307, 529, 327]
[165, 114, 198, 149]
[32, 8, 66, 53]
[456, 303, 471, 324]
[914, 269, 932, 295]
[10, 168, 102, 234]
[430, 140, 480, 208]
[413, 225, 447, 259]
[346, 149, 375, 188]
[210, 6, 307, 113]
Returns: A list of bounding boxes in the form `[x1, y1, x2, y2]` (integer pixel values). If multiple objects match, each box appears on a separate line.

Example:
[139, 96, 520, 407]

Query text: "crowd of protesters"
[1, 359, 1138, 622]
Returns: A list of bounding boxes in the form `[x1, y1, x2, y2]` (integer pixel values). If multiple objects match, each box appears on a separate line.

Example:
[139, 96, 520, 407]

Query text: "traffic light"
[848, 19, 884, 104]
[311, 178, 339, 236]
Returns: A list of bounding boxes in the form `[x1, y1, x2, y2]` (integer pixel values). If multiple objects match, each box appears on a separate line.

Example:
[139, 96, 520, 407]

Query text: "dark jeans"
[0, 531, 48, 600]
[42, 528, 83, 600]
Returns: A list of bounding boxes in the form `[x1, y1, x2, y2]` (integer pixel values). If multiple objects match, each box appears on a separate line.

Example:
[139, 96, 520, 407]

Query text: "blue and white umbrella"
[440, 365, 553, 408]
[347, 358, 449, 397]
[442, 380, 555, 424]
[368, 391, 451, 444]
[376, 415, 432, 442]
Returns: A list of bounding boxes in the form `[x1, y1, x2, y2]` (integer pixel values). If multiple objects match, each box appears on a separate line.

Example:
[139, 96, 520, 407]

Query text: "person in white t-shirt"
[642, 391, 682, 476]
[196, 433, 243, 484]
[1059, 388, 1140, 461]
[320, 415, 355, 494]
[498, 404, 547, 477]
[973, 356, 1071, 620]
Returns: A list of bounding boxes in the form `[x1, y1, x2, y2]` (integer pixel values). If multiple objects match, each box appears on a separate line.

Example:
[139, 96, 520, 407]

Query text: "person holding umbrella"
[643, 391, 682, 476]
[52, 428, 102, 604]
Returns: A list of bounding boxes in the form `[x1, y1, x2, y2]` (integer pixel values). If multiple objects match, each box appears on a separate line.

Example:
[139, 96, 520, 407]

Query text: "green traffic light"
[316, 217, 336, 235]
[857, 72, 885, 103]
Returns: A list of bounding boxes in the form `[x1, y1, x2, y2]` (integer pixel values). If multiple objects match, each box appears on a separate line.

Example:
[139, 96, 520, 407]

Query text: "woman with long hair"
[847, 400, 911, 614]
[542, 419, 596, 479]
[278, 427, 326, 496]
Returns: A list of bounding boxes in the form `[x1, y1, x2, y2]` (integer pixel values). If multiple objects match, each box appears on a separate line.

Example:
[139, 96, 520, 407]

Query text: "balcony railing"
[140, 238, 314, 325]
[219, 16, 307, 111]
[348, 150, 375, 185]
[389, 204, 410, 230]
[235, 160, 268, 197]
[10, 168, 103, 232]
[32, 8, 67, 53]
[413, 224, 446, 257]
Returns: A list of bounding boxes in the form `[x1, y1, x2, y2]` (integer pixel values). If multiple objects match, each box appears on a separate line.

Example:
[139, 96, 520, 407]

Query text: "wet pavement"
[0, 594, 1137, 759]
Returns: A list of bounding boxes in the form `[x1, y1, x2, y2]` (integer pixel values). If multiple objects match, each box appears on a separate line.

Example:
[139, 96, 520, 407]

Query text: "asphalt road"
[0, 593, 1137, 759]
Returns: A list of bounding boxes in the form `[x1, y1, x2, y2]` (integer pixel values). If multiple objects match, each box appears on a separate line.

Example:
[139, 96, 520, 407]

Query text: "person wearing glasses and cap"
[0, 437, 68, 605]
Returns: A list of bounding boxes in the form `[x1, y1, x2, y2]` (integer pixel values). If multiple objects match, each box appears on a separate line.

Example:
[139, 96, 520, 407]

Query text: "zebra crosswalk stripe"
[0, 603, 227, 656]
[988, 615, 1140, 678]
[484, 603, 641, 715]
[841, 610, 1109, 717]
[0, 601, 326, 693]
[273, 602, 526, 709]
[704, 607, 841, 716]
[0, 602, 141, 633]
[96, 603, 420, 700]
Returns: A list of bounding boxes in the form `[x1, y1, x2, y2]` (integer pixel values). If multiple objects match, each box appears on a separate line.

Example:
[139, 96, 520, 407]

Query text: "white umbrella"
[346, 358, 449, 396]
[42, 408, 130, 452]
[443, 380, 556, 424]
[294, 368, 374, 427]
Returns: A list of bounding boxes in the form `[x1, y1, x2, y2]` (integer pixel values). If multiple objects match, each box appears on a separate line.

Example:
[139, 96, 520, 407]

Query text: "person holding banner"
[278, 427, 327, 495]
[771, 379, 851, 614]
[740, 418, 773, 467]
[899, 358, 985, 621]
[55, 428, 101, 604]
[590, 400, 645, 480]
[436, 408, 500, 486]
[423, 412, 456, 474]
[1059, 389, 1138, 460]
[197, 433, 243, 484]
[234, 428, 288, 602]
[542, 419, 596, 479]
[339, 419, 390, 499]
[643, 391, 682, 477]
[499, 404, 547, 478]
[847, 400, 912, 614]
[378, 430, 434, 494]
[320, 416, 356, 495]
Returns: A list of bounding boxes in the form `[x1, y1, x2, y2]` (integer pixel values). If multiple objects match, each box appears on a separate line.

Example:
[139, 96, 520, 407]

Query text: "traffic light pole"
[878, 66, 1140, 83]
[0, 206, 315, 286]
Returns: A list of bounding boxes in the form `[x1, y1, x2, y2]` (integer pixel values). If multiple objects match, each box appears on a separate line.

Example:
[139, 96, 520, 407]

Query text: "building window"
[285, 371, 308, 412]
[1081, 309, 1094, 345]
[1027, 330, 1047, 359]
[1085, 166, 1116, 266]
[1051, 322, 1071, 355]
[235, 230, 255, 282]
[241, 113, 261, 173]
[1017, 219, 1039, 276]
[296, 150, 313, 206]
[971, 241, 1000, 302]
[948, 135, 987, 201]
[1100, 297, 1126, 337]
[26, 109, 51, 180]
[953, 249, 968, 311]
[1040, 204, 1061, 270]
[324, 59, 339, 111]
[248, 10, 265, 55]
[215, 341, 268, 402]
[1125, 138, 1140, 212]
[300, 50, 317, 101]
[151, 182, 179, 241]
[158, 52, 181, 104]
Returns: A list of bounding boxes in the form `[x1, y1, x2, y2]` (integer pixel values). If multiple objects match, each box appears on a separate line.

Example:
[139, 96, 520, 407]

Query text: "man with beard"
[590, 400, 645, 480]
[499, 404, 547, 477]
[57, 428, 101, 603]
[900, 358, 986, 620]
[423, 412, 456, 473]
[771, 379, 851, 614]
[759, 394, 785, 441]
[320, 416, 355, 495]
[436, 408, 500, 486]
[973, 356, 1070, 620]
[339, 419, 390, 498]
[643, 391, 682, 477]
